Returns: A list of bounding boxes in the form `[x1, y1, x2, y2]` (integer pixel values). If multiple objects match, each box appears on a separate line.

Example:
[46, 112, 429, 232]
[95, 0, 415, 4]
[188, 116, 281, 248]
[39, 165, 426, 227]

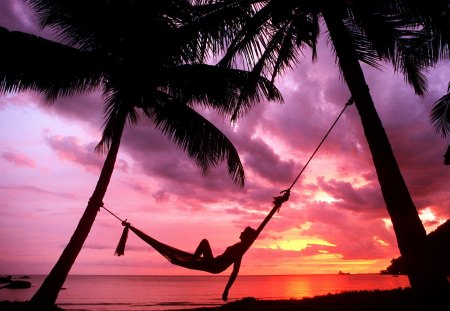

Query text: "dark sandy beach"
[189, 288, 449, 311]
[2, 288, 449, 311]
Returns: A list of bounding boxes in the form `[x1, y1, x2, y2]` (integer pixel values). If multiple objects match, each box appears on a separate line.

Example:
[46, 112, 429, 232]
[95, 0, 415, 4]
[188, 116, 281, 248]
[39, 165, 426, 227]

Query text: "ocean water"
[0, 274, 410, 311]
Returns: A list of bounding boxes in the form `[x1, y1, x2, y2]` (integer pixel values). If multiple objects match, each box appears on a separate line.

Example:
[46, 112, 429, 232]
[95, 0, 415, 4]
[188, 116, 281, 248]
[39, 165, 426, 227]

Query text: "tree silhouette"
[194, 0, 449, 293]
[0, 0, 281, 307]
[384, 220, 450, 276]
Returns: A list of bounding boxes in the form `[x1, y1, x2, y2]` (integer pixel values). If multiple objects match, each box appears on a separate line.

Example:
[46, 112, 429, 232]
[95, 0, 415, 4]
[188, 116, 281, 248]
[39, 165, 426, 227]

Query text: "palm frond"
[345, 3, 435, 95]
[95, 89, 140, 153]
[431, 85, 450, 137]
[187, 0, 257, 60]
[218, 2, 275, 70]
[159, 64, 282, 120]
[401, 0, 450, 61]
[0, 26, 103, 101]
[26, 0, 195, 51]
[143, 93, 245, 186]
[393, 35, 431, 96]
[217, 1, 319, 84]
[256, 17, 300, 83]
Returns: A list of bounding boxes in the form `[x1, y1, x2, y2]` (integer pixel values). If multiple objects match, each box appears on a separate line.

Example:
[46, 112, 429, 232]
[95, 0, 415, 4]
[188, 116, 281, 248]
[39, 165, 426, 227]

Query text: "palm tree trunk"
[322, 8, 448, 293]
[30, 111, 128, 307]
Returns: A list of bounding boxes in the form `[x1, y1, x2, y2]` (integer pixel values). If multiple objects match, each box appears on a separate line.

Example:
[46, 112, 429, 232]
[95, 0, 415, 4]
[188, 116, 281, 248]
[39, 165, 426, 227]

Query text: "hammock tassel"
[115, 221, 130, 256]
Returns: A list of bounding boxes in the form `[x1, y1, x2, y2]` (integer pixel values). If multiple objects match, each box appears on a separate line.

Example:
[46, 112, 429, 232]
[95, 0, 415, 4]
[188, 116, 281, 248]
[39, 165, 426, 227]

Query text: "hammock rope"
[101, 96, 353, 271]
[287, 96, 353, 191]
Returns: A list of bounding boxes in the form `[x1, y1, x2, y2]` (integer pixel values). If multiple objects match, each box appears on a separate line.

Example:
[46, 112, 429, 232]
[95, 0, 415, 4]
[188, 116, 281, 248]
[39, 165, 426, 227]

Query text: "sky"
[0, 0, 449, 277]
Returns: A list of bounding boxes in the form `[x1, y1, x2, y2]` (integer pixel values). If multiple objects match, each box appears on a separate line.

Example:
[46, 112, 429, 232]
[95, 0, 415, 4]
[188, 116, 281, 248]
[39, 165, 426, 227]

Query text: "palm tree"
[0, 0, 281, 307]
[194, 0, 449, 293]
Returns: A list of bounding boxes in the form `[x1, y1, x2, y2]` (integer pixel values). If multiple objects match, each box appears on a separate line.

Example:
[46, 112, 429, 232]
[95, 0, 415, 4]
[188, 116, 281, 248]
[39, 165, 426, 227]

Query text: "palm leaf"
[188, 0, 257, 59]
[216, 1, 320, 85]
[96, 86, 246, 186]
[160, 64, 282, 119]
[431, 84, 450, 137]
[26, 0, 195, 50]
[144, 93, 246, 186]
[95, 89, 141, 154]
[0, 26, 103, 101]
[401, 0, 450, 61]
[218, 1, 275, 71]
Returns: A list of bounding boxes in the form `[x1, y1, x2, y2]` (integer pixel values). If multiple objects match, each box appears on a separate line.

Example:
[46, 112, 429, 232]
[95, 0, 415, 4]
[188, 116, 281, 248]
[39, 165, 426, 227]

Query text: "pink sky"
[0, 1, 449, 276]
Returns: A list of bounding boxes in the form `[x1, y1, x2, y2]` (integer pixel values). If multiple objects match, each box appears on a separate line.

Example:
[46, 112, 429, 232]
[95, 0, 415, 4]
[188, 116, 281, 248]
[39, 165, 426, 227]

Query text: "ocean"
[0, 274, 410, 311]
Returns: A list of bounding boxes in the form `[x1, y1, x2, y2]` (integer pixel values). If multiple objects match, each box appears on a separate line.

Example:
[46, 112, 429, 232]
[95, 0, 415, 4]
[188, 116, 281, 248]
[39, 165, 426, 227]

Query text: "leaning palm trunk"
[30, 111, 127, 306]
[322, 9, 448, 293]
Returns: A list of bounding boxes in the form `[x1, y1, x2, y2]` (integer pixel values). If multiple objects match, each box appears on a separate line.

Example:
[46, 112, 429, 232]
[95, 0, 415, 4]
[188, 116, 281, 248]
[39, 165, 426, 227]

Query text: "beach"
[2, 287, 450, 311]
[189, 288, 450, 311]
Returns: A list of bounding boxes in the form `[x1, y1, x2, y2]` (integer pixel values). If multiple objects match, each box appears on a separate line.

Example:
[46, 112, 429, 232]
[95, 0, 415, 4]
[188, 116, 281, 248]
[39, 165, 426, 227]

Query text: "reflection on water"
[0, 274, 410, 311]
[230, 274, 410, 300]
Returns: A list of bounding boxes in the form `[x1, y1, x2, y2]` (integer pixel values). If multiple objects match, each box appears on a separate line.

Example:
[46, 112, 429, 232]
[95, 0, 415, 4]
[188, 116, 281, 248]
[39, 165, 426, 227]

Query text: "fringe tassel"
[115, 225, 129, 256]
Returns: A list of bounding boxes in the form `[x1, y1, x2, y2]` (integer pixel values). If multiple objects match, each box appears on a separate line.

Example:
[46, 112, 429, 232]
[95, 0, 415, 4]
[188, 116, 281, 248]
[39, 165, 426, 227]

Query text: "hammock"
[104, 97, 354, 273]
[120, 224, 200, 268]
[108, 190, 290, 273]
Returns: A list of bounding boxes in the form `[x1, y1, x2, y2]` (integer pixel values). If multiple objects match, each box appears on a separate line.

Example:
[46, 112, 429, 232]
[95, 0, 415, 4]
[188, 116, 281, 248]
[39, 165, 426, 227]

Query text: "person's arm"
[222, 258, 242, 301]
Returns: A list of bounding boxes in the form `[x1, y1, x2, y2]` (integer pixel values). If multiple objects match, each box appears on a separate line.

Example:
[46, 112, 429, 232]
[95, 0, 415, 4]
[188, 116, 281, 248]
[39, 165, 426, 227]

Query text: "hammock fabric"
[114, 190, 290, 273]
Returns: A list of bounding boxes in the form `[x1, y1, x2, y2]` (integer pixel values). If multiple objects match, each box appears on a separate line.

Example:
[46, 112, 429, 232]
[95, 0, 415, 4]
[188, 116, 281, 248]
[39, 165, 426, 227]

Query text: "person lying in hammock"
[191, 226, 257, 301]
[189, 190, 290, 301]
[114, 189, 290, 301]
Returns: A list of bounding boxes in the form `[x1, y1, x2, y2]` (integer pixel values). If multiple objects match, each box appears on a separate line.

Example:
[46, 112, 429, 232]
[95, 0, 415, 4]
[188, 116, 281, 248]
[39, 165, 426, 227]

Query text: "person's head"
[240, 227, 257, 242]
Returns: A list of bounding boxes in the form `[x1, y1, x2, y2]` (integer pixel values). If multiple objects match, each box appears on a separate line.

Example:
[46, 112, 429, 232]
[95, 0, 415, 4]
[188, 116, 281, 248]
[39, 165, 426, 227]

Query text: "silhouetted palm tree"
[195, 0, 449, 293]
[0, 0, 281, 307]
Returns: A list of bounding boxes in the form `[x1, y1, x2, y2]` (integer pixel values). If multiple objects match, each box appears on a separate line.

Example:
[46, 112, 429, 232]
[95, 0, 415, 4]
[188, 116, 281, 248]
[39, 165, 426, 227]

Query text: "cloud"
[1, 150, 35, 167]
[44, 92, 105, 128]
[44, 134, 129, 173]
[0, 184, 76, 199]
[44, 134, 103, 171]
[0, 0, 34, 32]
[239, 136, 297, 185]
[316, 177, 385, 214]
[0, 0, 57, 39]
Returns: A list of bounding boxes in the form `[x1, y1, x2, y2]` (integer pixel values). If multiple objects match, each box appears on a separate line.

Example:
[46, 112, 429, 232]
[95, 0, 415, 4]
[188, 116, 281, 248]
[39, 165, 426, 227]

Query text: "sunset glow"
[1, 1, 449, 279]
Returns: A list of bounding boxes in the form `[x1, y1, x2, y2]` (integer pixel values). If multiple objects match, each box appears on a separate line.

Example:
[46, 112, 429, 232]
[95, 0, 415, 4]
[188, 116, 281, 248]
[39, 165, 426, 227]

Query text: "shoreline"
[2, 288, 450, 311]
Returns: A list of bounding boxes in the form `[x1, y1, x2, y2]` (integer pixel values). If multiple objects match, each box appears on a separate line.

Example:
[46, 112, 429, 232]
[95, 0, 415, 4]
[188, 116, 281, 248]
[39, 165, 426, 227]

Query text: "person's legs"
[192, 239, 213, 260]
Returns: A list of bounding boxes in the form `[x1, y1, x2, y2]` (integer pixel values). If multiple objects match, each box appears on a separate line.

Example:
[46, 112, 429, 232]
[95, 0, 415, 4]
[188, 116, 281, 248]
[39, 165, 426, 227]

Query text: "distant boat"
[338, 271, 351, 275]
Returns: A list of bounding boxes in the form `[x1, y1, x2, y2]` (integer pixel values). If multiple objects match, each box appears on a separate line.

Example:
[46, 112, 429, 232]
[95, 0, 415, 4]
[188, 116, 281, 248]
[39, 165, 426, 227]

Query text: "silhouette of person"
[191, 226, 257, 301]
